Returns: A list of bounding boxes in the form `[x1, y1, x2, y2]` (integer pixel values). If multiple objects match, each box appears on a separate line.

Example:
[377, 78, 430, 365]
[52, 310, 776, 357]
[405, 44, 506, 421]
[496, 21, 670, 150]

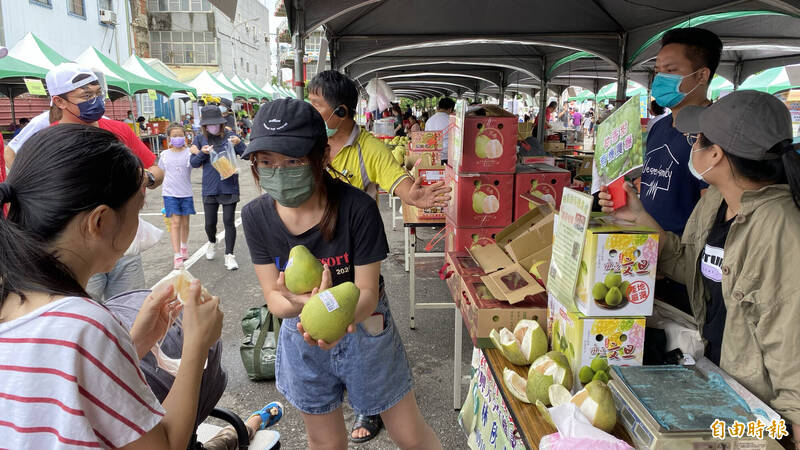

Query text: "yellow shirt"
[328, 125, 409, 197]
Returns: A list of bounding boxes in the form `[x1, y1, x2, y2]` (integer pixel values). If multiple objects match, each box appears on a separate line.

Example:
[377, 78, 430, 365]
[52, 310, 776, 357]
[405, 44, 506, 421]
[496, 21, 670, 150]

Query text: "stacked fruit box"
[407, 131, 445, 221]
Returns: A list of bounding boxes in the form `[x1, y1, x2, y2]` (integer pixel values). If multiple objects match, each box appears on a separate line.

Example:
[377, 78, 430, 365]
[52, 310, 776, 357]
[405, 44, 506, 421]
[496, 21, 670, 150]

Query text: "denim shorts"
[275, 291, 413, 416]
[163, 196, 196, 217]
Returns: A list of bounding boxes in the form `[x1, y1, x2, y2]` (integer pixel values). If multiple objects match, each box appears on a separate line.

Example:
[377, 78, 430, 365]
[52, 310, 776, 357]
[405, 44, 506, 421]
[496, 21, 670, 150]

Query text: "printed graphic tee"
[242, 180, 389, 288]
[700, 201, 734, 365]
[640, 114, 707, 234]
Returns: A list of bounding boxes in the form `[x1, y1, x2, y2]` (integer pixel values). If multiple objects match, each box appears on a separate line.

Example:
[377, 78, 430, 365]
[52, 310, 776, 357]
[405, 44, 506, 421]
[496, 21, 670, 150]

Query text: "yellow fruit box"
[467, 201, 554, 305]
[549, 294, 645, 389]
[573, 215, 658, 317]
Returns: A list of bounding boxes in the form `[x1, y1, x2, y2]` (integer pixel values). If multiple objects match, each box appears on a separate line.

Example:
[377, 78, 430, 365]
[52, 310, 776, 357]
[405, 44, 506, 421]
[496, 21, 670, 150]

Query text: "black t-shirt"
[700, 201, 734, 365]
[242, 180, 389, 288]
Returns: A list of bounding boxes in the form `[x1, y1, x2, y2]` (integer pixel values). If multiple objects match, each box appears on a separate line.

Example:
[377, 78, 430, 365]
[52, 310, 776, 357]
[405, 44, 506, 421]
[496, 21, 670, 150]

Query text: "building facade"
[146, 0, 270, 86]
[1, 0, 132, 63]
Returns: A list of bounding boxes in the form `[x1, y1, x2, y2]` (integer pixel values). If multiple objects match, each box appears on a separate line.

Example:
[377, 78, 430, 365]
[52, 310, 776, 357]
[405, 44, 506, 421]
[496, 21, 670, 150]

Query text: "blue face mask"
[70, 96, 106, 122]
[652, 70, 701, 108]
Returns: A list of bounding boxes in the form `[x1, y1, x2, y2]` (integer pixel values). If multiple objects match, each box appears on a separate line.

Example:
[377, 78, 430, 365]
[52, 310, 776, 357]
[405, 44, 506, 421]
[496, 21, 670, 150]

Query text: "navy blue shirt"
[190, 130, 246, 197]
[640, 113, 707, 235]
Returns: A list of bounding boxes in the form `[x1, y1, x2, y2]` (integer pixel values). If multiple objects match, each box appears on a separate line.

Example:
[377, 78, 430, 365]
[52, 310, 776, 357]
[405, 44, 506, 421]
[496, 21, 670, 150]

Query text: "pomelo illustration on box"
[529, 179, 557, 208]
[472, 181, 500, 214]
[574, 217, 658, 317]
[550, 298, 645, 389]
[474, 128, 504, 159]
[446, 227, 502, 253]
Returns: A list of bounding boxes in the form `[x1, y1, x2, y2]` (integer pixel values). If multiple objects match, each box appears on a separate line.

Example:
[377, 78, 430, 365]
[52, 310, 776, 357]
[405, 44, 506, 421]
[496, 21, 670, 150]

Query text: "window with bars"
[149, 31, 216, 65]
[98, 0, 112, 9]
[147, 0, 210, 11]
[30, 0, 52, 7]
[68, 0, 86, 17]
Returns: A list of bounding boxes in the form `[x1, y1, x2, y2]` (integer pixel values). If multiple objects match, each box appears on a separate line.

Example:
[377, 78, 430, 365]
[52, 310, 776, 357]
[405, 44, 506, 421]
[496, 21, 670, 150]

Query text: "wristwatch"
[144, 170, 156, 188]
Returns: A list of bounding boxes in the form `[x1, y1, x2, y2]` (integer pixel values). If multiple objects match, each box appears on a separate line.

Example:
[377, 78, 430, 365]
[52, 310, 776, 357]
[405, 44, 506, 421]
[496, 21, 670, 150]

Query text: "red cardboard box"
[408, 165, 446, 220]
[409, 130, 443, 151]
[446, 251, 488, 279]
[445, 166, 514, 228]
[446, 226, 504, 253]
[459, 275, 548, 348]
[513, 164, 571, 220]
[449, 116, 518, 174]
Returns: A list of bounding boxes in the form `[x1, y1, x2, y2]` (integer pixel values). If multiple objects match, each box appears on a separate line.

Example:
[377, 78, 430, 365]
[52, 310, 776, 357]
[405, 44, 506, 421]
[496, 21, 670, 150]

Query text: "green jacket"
[659, 184, 800, 425]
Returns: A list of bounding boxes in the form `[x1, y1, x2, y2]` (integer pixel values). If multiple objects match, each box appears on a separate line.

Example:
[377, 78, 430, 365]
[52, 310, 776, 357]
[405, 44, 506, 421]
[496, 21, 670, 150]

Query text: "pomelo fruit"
[474, 134, 491, 158]
[592, 370, 609, 383]
[489, 328, 528, 366]
[605, 287, 622, 306]
[604, 272, 622, 288]
[527, 351, 573, 405]
[548, 384, 572, 407]
[578, 366, 595, 384]
[284, 245, 323, 295]
[300, 282, 359, 343]
[514, 319, 548, 364]
[592, 282, 608, 300]
[502, 368, 530, 403]
[570, 380, 617, 432]
[590, 356, 609, 373]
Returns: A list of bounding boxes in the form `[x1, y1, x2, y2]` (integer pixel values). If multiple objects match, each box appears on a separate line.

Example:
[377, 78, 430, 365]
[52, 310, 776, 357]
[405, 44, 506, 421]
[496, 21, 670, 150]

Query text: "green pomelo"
[489, 328, 528, 366]
[472, 190, 488, 214]
[592, 370, 609, 383]
[284, 245, 323, 295]
[475, 134, 490, 158]
[514, 319, 548, 364]
[300, 282, 359, 343]
[592, 282, 608, 300]
[548, 384, 572, 407]
[529, 351, 573, 391]
[619, 281, 631, 299]
[604, 273, 622, 288]
[605, 287, 622, 306]
[578, 366, 595, 384]
[570, 380, 617, 432]
[590, 356, 609, 373]
[526, 372, 554, 405]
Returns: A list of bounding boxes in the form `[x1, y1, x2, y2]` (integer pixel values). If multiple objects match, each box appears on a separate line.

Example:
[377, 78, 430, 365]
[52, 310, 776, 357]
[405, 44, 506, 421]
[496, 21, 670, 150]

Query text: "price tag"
[24, 78, 47, 96]
[148, 89, 157, 100]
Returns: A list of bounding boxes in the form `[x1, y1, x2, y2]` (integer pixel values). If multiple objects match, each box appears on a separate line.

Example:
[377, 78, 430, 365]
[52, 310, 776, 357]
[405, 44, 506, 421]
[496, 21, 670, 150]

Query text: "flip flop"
[251, 401, 284, 430]
[350, 414, 383, 444]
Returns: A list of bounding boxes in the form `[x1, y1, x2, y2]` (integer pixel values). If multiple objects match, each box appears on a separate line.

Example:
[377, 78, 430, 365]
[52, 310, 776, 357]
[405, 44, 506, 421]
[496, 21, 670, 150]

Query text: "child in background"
[159, 123, 196, 269]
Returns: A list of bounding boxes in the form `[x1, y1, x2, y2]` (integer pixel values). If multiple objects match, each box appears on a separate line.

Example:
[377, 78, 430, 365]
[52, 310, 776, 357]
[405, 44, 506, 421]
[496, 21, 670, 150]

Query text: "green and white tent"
[707, 75, 734, 100]
[214, 72, 259, 100]
[75, 47, 163, 96]
[0, 55, 48, 81]
[187, 71, 242, 100]
[233, 75, 270, 100]
[595, 82, 646, 101]
[243, 78, 271, 100]
[739, 66, 800, 95]
[122, 55, 196, 97]
[8, 32, 71, 70]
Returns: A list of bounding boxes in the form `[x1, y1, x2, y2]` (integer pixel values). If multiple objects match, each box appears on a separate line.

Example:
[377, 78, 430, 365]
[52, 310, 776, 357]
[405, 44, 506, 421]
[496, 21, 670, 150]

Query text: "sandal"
[251, 401, 284, 430]
[350, 414, 383, 444]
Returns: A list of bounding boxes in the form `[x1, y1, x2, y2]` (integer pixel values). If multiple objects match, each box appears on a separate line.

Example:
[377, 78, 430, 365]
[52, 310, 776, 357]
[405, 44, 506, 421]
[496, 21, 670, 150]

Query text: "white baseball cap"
[45, 63, 98, 103]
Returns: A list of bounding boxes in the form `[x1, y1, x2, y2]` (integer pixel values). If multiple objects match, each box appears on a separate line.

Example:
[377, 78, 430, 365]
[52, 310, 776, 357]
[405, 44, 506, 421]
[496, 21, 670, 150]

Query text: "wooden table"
[483, 347, 633, 449]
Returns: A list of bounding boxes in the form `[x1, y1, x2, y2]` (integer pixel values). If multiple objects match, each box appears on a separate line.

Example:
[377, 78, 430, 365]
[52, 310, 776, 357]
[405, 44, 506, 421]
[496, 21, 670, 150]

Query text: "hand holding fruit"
[297, 321, 356, 350]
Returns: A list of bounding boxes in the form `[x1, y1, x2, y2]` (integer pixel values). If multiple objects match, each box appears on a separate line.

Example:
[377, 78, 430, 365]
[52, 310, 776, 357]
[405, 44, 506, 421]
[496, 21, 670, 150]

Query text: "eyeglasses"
[685, 133, 699, 147]
[253, 158, 308, 177]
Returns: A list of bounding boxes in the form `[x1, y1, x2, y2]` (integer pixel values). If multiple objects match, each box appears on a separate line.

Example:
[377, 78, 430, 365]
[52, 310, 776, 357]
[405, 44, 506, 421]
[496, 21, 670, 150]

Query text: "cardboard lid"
[516, 163, 571, 174]
[468, 243, 514, 273]
[481, 262, 546, 305]
[587, 214, 659, 234]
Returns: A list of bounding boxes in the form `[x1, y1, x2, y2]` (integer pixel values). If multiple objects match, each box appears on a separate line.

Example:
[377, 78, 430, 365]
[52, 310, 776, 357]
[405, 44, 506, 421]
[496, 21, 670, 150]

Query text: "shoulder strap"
[356, 141, 378, 197]
[252, 308, 273, 378]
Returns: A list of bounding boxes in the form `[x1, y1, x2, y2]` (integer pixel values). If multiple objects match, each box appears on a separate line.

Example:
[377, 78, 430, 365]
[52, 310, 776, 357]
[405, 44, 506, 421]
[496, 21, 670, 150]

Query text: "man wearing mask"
[308, 70, 450, 444]
[640, 27, 722, 315]
[123, 110, 135, 123]
[47, 63, 164, 300]
[308, 70, 450, 209]
[424, 97, 456, 165]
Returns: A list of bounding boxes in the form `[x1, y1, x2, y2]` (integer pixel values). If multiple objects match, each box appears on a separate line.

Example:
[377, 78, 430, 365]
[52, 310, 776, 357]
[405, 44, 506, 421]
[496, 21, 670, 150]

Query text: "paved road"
[140, 169, 472, 449]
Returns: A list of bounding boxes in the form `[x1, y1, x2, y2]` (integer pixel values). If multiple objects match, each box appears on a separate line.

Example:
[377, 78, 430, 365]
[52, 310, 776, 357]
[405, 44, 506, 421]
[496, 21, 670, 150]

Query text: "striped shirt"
[0, 296, 165, 449]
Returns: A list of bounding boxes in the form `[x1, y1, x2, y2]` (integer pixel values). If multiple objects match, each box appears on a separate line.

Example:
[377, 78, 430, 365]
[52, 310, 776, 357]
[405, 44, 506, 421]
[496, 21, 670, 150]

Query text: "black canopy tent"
[283, 0, 800, 141]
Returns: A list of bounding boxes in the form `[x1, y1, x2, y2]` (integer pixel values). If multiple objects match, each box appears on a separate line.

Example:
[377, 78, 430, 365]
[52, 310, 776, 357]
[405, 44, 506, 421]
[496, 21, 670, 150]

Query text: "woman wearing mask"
[241, 99, 441, 450]
[190, 105, 246, 270]
[599, 91, 800, 445]
[0, 124, 223, 449]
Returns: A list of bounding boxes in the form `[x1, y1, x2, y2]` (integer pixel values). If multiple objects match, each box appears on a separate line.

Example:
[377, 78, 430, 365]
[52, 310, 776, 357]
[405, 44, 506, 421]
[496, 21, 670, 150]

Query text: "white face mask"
[688, 146, 715, 181]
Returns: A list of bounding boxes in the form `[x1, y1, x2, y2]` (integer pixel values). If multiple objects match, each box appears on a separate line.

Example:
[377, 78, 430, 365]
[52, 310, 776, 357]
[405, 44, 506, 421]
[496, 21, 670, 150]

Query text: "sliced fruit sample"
[548, 384, 572, 407]
[535, 400, 556, 427]
[529, 351, 573, 390]
[502, 368, 531, 403]
[570, 380, 617, 432]
[514, 319, 548, 364]
[489, 328, 528, 366]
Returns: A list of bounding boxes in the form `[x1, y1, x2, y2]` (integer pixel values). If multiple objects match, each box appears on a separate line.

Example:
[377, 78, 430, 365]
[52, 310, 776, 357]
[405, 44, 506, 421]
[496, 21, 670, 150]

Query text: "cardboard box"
[466, 204, 555, 305]
[449, 116, 518, 174]
[446, 226, 504, 253]
[573, 216, 658, 317]
[446, 251, 487, 279]
[408, 163, 446, 220]
[445, 166, 514, 228]
[575, 155, 594, 177]
[549, 296, 645, 388]
[405, 148, 441, 169]
[460, 276, 547, 348]
[519, 155, 556, 166]
[513, 164, 571, 220]
[543, 141, 565, 151]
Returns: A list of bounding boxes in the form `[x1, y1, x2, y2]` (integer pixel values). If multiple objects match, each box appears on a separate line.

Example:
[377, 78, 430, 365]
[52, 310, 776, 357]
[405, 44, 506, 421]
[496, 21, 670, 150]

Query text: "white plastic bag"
[210, 139, 240, 180]
[540, 403, 632, 450]
[124, 219, 164, 256]
[366, 77, 394, 112]
[649, 300, 705, 360]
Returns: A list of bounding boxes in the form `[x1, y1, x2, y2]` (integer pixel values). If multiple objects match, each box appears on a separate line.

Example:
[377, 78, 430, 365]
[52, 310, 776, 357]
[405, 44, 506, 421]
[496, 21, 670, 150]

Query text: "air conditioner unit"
[99, 9, 117, 25]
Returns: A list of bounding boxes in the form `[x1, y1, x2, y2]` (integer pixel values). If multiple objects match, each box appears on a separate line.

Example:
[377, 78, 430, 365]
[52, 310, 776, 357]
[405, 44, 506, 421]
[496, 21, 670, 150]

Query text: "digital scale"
[608, 359, 784, 450]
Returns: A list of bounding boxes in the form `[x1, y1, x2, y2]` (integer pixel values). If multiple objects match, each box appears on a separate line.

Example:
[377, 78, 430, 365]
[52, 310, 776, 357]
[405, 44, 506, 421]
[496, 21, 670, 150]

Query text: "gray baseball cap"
[675, 90, 792, 160]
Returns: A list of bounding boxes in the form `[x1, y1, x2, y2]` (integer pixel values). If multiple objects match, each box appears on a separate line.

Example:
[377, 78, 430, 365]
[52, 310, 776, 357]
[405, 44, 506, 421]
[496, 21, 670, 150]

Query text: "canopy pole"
[474, 81, 480, 103]
[616, 32, 628, 103]
[292, 2, 306, 100]
[733, 60, 743, 90]
[9, 88, 16, 125]
[537, 61, 548, 144]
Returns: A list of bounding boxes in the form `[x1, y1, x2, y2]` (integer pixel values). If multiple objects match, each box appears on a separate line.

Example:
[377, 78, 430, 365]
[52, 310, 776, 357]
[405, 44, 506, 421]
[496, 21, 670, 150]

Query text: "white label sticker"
[318, 290, 339, 312]
[285, 257, 293, 270]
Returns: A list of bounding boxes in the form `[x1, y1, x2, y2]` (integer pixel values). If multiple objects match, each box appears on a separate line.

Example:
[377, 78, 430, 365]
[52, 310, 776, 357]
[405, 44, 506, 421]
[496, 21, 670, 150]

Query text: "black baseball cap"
[199, 105, 226, 126]
[243, 98, 328, 158]
[676, 90, 792, 161]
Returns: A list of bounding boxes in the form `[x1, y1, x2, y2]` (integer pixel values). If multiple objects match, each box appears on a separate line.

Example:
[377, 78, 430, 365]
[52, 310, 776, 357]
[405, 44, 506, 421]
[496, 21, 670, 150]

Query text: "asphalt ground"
[139, 167, 472, 449]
